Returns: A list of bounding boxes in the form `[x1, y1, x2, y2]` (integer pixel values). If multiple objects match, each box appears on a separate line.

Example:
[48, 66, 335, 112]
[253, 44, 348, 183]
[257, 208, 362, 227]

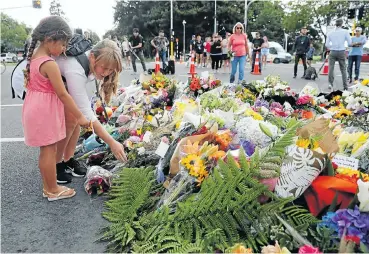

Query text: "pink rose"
[298, 245, 322, 254]
[161, 136, 170, 144]
[118, 114, 131, 124]
[203, 84, 209, 89]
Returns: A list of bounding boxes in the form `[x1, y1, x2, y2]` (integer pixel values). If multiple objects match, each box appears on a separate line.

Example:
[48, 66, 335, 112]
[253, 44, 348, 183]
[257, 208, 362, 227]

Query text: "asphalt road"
[1, 61, 369, 252]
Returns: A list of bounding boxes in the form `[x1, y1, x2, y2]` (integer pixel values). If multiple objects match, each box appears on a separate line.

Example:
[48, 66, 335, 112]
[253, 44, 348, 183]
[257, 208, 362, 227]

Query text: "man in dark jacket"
[293, 27, 310, 78]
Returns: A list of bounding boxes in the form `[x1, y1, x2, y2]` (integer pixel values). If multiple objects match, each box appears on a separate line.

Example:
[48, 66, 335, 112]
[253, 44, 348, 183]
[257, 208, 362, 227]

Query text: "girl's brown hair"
[24, 16, 72, 87]
[90, 39, 123, 104]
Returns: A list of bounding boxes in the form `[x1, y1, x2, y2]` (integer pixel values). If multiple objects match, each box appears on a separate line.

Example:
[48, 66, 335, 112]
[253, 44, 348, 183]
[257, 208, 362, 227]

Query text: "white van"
[0, 52, 18, 63]
[248, 41, 292, 64]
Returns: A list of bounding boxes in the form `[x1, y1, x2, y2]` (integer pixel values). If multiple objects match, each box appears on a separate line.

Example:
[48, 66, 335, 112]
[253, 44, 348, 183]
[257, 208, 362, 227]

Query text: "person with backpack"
[293, 27, 310, 78]
[54, 39, 127, 184]
[22, 16, 90, 201]
[129, 28, 147, 74]
[228, 22, 250, 83]
[306, 43, 315, 67]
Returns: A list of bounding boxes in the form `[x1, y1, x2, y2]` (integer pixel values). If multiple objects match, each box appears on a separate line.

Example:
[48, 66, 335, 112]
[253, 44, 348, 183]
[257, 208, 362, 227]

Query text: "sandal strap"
[44, 187, 74, 197]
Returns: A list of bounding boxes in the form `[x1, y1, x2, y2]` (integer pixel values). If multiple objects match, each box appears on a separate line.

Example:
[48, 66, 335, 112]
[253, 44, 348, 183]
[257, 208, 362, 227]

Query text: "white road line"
[0, 138, 25, 142]
[1, 104, 23, 107]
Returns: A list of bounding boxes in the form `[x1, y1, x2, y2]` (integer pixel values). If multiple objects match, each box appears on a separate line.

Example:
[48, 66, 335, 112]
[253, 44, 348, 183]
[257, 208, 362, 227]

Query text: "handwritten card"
[155, 141, 170, 158]
[332, 154, 359, 170]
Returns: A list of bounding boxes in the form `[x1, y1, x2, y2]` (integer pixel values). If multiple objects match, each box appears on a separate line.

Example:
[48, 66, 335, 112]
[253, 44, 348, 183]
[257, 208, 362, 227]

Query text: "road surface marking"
[0, 138, 25, 143]
[1, 104, 23, 107]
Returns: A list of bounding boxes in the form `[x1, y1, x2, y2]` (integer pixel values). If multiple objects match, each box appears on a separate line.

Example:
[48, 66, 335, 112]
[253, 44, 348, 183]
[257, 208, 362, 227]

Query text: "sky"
[1, 0, 117, 37]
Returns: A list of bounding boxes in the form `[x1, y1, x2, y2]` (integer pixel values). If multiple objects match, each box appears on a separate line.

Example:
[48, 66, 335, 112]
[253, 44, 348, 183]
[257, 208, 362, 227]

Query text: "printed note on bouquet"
[332, 154, 359, 170]
[155, 141, 170, 158]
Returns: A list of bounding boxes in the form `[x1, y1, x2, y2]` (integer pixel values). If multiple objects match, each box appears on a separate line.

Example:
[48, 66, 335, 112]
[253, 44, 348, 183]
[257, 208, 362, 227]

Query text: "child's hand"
[78, 116, 90, 128]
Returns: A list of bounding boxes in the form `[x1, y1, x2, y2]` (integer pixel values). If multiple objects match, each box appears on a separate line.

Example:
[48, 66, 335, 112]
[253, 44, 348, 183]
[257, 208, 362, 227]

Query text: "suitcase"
[168, 60, 175, 75]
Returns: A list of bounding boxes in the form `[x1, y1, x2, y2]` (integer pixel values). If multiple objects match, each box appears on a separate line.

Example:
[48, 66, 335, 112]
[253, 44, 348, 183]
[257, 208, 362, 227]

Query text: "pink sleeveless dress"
[22, 56, 66, 147]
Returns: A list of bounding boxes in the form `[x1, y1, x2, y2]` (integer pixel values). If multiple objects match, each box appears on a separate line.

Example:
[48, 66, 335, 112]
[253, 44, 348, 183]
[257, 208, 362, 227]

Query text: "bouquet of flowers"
[227, 50, 235, 61]
[337, 131, 369, 155]
[235, 117, 278, 148]
[342, 89, 369, 115]
[141, 72, 174, 92]
[186, 75, 221, 97]
[84, 166, 114, 197]
[319, 206, 369, 249]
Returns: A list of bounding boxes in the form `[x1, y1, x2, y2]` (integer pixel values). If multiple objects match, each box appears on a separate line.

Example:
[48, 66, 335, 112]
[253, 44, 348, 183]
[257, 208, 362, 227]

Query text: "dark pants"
[347, 55, 362, 81]
[211, 55, 221, 70]
[294, 53, 307, 76]
[328, 50, 347, 89]
[251, 51, 262, 72]
[131, 50, 147, 72]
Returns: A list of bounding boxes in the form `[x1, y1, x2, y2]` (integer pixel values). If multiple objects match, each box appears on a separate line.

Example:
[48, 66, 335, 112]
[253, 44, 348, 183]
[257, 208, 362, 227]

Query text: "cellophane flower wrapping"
[84, 166, 114, 197]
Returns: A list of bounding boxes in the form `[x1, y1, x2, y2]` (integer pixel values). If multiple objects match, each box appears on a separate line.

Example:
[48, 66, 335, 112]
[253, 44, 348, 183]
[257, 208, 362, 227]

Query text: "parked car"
[0, 53, 18, 63]
[247, 41, 292, 64]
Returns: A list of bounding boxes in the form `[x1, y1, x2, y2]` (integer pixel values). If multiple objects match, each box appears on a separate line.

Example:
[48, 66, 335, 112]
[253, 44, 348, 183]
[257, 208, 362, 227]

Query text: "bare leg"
[39, 144, 74, 195]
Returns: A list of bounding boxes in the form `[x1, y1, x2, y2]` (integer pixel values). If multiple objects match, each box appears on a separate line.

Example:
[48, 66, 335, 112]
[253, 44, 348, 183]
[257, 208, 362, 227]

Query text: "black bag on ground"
[168, 60, 175, 75]
[304, 66, 318, 80]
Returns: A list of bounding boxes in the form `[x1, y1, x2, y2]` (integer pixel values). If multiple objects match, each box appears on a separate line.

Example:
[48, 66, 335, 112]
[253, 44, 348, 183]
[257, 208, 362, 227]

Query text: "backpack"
[304, 66, 318, 80]
[11, 33, 92, 100]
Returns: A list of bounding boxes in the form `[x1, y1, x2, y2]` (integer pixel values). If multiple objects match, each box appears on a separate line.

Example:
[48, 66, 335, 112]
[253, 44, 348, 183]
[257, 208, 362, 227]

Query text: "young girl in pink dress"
[22, 16, 90, 201]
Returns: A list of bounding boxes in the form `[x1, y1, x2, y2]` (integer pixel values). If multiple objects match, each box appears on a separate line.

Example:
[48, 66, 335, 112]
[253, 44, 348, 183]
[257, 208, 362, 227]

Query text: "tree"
[1, 13, 29, 52]
[49, 0, 66, 18]
[112, 0, 286, 54]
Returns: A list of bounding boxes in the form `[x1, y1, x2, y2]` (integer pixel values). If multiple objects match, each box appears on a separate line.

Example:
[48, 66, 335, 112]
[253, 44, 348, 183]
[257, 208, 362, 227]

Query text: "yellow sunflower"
[334, 108, 352, 119]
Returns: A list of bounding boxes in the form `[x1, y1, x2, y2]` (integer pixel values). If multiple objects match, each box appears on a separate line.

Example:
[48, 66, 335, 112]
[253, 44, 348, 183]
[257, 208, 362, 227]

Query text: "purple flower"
[254, 98, 269, 109]
[240, 139, 255, 156]
[270, 102, 283, 111]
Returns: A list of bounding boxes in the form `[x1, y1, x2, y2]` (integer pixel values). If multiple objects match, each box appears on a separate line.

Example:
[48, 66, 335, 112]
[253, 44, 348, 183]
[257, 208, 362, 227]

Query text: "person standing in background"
[347, 27, 367, 83]
[122, 36, 131, 69]
[204, 37, 211, 68]
[228, 22, 249, 83]
[251, 32, 264, 73]
[129, 28, 147, 74]
[210, 34, 222, 73]
[194, 35, 204, 67]
[261, 36, 269, 69]
[189, 35, 196, 54]
[293, 27, 310, 78]
[151, 30, 169, 69]
[325, 19, 352, 90]
[222, 33, 230, 73]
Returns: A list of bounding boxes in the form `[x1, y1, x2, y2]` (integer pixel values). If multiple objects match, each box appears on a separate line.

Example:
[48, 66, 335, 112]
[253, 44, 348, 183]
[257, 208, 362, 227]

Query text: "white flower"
[235, 117, 278, 148]
[357, 179, 369, 212]
[260, 106, 269, 115]
[137, 147, 145, 155]
[342, 90, 351, 97]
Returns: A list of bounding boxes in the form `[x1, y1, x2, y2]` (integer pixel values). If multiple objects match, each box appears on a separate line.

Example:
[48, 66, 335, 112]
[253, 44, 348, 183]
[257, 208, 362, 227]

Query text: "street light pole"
[214, 0, 217, 34]
[244, 0, 256, 31]
[183, 20, 186, 58]
[170, 0, 174, 59]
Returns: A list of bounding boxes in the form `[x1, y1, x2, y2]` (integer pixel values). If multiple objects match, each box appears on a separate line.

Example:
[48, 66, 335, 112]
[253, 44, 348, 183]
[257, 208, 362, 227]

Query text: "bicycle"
[1, 60, 6, 74]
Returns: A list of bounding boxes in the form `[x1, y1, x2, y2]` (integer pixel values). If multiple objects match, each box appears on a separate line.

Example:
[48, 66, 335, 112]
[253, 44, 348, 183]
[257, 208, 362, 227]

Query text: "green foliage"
[101, 166, 162, 252]
[112, 0, 286, 47]
[1, 13, 29, 52]
[102, 122, 317, 253]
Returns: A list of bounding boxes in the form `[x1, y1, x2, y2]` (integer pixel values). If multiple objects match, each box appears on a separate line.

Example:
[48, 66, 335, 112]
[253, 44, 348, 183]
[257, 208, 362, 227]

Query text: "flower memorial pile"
[73, 72, 369, 253]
